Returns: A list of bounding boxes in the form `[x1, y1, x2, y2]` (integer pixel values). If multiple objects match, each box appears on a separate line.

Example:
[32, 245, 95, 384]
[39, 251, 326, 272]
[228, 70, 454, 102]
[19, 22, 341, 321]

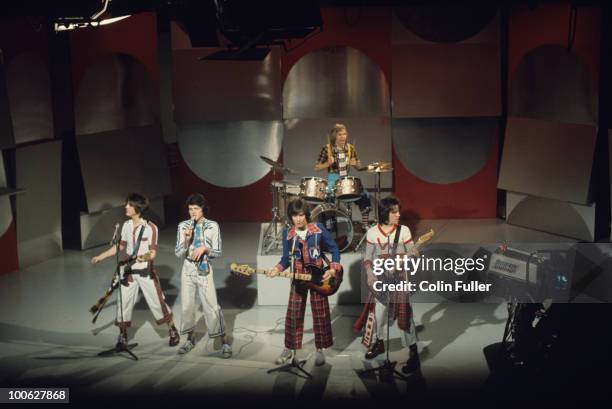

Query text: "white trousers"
[374, 299, 417, 346]
[180, 260, 225, 337]
[115, 271, 173, 327]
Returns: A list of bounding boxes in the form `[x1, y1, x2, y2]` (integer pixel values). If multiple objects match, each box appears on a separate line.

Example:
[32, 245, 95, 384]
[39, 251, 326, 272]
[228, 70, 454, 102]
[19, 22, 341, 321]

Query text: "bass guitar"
[230, 262, 343, 296]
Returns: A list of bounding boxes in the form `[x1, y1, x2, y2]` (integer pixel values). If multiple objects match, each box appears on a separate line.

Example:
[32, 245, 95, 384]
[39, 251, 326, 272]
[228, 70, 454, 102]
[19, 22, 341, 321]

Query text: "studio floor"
[0, 219, 590, 404]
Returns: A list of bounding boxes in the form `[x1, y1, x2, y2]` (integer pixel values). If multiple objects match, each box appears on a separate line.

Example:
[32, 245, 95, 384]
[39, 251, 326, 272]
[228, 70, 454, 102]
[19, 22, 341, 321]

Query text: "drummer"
[314, 123, 372, 231]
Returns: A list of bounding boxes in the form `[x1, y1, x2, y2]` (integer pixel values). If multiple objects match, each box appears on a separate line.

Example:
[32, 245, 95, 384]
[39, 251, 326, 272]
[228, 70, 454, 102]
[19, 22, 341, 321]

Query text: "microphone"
[110, 223, 120, 246]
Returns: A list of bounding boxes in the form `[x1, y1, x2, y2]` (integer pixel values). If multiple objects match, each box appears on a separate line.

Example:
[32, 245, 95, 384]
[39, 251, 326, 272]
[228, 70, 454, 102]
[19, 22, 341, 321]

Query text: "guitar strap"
[320, 252, 331, 268]
[391, 225, 401, 255]
[132, 223, 146, 259]
[125, 223, 147, 278]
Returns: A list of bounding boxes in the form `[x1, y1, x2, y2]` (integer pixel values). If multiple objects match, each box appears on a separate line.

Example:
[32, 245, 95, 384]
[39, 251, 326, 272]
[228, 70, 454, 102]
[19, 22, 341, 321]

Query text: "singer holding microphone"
[91, 193, 180, 350]
[174, 193, 232, 358]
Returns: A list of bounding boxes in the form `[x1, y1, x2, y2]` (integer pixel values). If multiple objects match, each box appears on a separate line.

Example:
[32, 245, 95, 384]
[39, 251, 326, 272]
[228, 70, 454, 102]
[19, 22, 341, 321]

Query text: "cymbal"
[260, 156, 297, 174]
[271, 180, 299, 188]
[366, 167, 393, 173]
[366, 161, 392, 169]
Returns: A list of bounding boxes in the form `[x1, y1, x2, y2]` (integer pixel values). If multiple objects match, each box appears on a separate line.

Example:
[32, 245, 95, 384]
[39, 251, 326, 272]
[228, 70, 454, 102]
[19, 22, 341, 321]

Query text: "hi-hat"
[260, 156, 296, 174]
[367, 167, 393, 173]
[358, 161, 392, 173]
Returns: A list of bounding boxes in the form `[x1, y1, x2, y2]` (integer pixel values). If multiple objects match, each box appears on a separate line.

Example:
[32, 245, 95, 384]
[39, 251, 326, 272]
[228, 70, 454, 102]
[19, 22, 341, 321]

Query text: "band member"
[314, 123, 372, 229]
[174, 193, 231, 358]
[92, 193, 180, 349]
[266, 198, 342, 366]
[353, 196, 420, 374]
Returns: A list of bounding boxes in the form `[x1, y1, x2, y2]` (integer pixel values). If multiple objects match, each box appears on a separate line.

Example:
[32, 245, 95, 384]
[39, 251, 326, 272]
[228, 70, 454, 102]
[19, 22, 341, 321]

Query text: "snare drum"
[310, 203, 354, 253]
[334, 176, 363, 201]
[300, 177, 328, 203]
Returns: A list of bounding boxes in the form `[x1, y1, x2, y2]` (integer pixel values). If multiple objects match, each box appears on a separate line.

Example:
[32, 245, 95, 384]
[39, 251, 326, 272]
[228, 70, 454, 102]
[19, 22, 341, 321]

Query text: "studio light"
[53, 0, 132, 32]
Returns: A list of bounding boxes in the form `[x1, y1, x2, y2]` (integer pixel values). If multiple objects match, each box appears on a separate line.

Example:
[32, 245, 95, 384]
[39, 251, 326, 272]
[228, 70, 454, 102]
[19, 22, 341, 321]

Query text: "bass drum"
[310, 203, 354, 253]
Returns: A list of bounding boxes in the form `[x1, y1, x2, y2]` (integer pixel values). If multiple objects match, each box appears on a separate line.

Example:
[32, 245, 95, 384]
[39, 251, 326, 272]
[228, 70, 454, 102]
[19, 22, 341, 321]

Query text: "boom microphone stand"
[98, 224, 138, 360]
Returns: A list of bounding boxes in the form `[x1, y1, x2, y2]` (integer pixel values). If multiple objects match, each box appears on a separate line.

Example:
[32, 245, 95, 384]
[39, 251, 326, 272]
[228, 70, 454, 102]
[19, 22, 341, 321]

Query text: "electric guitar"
[372, 229, 435, 303]
[89, 252, 153, 323]
[230, 262, 343, 296]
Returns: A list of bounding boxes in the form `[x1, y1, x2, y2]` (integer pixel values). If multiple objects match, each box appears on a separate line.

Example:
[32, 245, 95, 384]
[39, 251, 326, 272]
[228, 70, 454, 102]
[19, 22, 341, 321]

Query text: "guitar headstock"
[230, 263, 255, 277]
[416, 229, 434, 246]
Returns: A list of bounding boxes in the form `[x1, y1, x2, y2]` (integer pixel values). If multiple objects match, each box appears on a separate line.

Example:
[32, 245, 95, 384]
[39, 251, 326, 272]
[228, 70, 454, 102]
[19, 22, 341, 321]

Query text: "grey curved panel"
[506, 192, 595, 242]
[6, 53, 53, 144]
[283, 117, 392, 189]
[172, 48, 282, 123]
[392, 117, 497, 184]
[394, 5, 498, 43]
[77, 125, 171, 213]
[178, 120, 283, 188]
[498, 117, 596, 205]
[80, 198, 165, 250]
[283, 46, 390, 119]
[75, 54, 158, 136]
[510, 45, 597, 125]
[0, 153, 12, 236]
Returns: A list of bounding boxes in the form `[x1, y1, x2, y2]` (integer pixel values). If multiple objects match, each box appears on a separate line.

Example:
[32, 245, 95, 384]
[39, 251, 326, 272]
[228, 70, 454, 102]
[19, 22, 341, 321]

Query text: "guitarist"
[353, 196, 420, 374]
[91, 193, 180, 350]
[266, 198, 342, 366]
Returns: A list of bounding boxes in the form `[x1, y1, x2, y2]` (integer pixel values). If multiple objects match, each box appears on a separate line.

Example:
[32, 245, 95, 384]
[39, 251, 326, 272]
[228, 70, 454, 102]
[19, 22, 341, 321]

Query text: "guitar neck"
[255, 269, 311, 281]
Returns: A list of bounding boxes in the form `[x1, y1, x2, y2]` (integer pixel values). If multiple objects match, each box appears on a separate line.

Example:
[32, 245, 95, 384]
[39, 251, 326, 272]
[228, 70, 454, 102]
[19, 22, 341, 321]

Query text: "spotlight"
[53, 0, 132, 32]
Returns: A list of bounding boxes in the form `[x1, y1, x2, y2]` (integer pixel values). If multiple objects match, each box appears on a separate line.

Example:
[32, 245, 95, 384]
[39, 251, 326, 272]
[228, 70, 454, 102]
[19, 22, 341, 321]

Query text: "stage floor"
[0, 219, 586, 402]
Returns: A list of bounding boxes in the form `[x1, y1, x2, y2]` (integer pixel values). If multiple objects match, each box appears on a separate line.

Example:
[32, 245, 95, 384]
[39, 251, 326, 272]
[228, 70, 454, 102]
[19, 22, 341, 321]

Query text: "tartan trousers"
[285, 285, 333, 350]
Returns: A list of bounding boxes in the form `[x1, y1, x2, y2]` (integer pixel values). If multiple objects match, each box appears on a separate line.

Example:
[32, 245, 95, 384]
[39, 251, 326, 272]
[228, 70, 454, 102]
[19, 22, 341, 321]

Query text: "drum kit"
[260, 156, 392, 255]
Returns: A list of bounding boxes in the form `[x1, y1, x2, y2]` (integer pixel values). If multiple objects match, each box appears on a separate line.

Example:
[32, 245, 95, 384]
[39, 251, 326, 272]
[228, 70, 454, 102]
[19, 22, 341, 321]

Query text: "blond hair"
[329, 123, 347, 145]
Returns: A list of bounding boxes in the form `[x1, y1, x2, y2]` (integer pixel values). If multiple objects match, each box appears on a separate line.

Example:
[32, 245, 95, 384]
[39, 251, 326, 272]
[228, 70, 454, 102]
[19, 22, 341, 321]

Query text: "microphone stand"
[267, 235, 312, 379]
[98, 223, 138, 360]
[357, 230, 407, 381]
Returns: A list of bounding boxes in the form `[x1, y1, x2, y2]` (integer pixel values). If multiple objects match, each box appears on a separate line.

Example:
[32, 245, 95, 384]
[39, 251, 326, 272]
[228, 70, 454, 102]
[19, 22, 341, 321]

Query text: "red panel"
[281, 7, 392, 83]
[70, 12, 160, 89]
[509, 5, 600, 83]
[167, 144, 273, 222]
[0, 220, 19, 274]
[393, 145, 499, 220]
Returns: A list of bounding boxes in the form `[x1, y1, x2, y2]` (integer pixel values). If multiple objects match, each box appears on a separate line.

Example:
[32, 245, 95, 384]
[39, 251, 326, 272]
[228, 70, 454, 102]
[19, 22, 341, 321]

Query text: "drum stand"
[262, 167, 286, 254]
[354, 170, 383, 251]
